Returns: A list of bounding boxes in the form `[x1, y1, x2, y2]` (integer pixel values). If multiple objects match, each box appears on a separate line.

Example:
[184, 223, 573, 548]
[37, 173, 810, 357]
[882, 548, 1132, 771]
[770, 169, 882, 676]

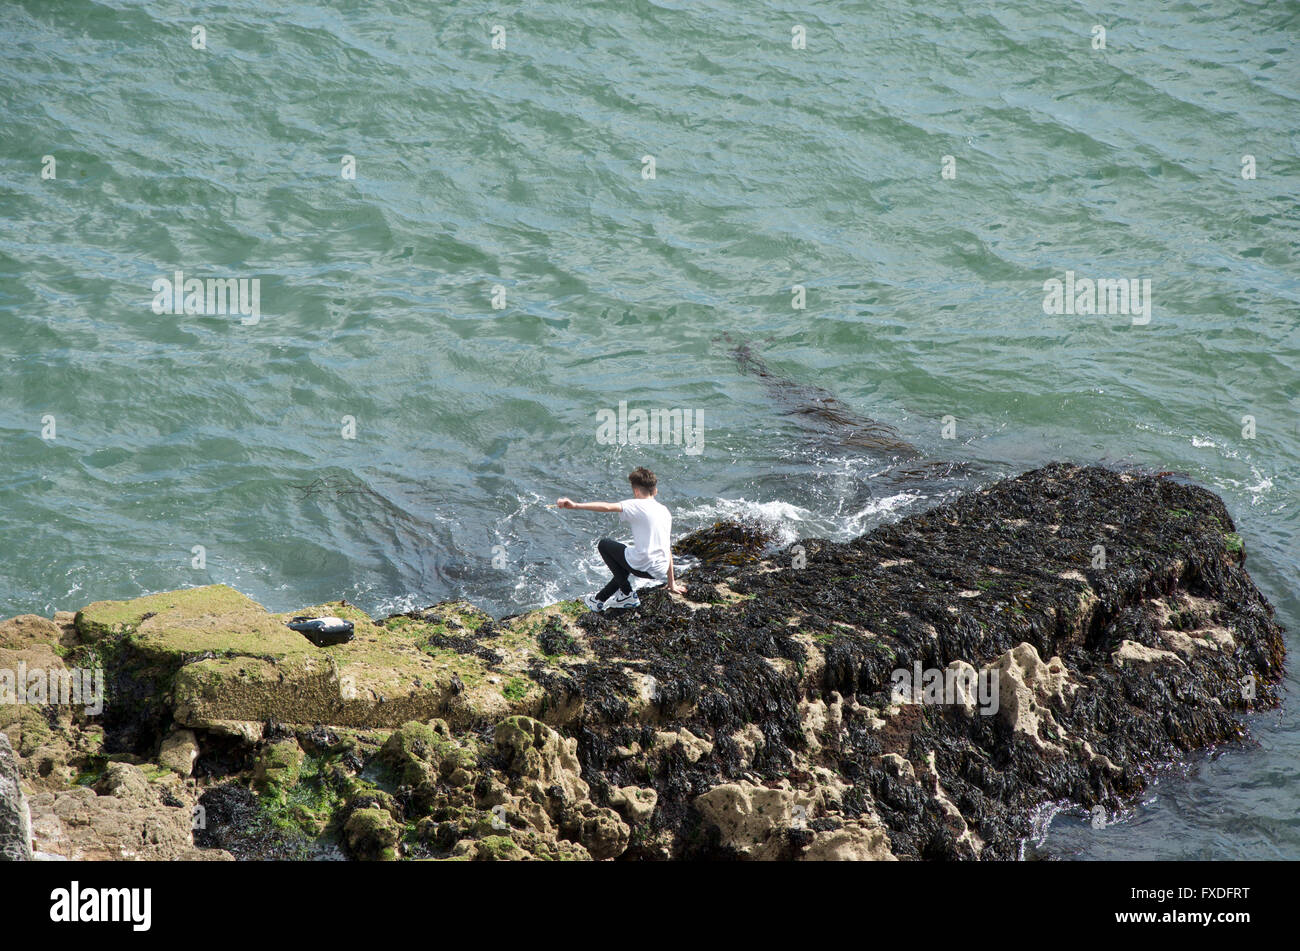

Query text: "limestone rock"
[74, 588, 554, 732]
[493, 716, 629, 858]
[0, 643, 73, 761]
[95, 763, 152, 802]
[9, 463, 1283, 863]
[1112, 640, 1185, 669]
[731, 723, 766, 768]
[252, 739, 304, 799]
[560, 801, 630, 859]
[609, 785, 658, 823]
[0, 615, 65, 650]
[158, 729, 200, 776]
[652, 727, 713, 763]
[27, 773, 224, 861]
[694, 781, 807, 859]
[451, 832, 590, 861]
[494, 716, 587, 801]
[0, 733, 32, 861]
[800, 820, 895, 861]
[343, 807, 400, 861]
[989, 642, 1073, 745]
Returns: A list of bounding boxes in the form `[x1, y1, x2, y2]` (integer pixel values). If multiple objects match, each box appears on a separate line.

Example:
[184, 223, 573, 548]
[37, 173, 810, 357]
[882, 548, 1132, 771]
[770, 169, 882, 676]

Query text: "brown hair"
[628, 467, 657, 492]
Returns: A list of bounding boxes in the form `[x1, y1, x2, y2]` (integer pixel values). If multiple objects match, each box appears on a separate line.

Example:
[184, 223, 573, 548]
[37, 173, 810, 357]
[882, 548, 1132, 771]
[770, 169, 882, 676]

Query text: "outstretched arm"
[555, 498, 622, 513]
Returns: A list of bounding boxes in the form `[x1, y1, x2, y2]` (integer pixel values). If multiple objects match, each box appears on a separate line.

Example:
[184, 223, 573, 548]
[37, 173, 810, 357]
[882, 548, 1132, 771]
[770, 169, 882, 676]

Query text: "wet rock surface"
[0, 464, 1285, 860]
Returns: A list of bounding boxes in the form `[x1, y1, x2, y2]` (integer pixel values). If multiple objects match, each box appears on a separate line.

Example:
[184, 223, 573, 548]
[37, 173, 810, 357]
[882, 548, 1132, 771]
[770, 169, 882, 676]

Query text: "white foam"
[839, 492, 925, 537]
[1213, 467, 1275, 505]
[673, 498, 815, 548]
[372, 591, 428, 617]
[369, 485, 935, 616]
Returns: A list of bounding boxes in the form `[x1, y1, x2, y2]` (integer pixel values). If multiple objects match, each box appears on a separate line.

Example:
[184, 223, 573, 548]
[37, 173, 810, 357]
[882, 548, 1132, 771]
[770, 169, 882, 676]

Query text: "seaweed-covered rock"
[675, 520, 777, 567]
[0, 463, 1286, 861]
[561, 463, 1284, 860]
[252, 739, 305, 801]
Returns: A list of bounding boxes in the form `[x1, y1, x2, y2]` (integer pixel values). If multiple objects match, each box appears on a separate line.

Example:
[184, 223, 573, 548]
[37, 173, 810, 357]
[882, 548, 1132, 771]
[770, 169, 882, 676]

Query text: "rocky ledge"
[0, 463, 1285, 861]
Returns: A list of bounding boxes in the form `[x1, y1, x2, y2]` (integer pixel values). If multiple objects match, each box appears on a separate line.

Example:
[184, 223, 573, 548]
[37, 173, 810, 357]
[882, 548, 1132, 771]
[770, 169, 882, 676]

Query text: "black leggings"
[596, 537, 655, 601]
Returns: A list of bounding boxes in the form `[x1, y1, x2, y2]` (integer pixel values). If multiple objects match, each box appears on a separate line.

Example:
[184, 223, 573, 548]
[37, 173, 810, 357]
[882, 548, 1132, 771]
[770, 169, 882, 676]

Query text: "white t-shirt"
[619, 497, 672, 577]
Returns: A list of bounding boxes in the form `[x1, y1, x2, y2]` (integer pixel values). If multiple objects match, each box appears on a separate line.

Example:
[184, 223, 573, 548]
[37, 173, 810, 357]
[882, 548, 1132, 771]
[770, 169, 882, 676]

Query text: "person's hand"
[556, 497, 575, 509]
[667, 581, 687, 595]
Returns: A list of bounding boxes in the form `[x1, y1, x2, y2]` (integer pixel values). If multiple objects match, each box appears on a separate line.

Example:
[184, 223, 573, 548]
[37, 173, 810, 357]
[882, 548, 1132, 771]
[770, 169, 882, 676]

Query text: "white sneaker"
[582, 594, 605, 612]
[606, 589, 641, 610]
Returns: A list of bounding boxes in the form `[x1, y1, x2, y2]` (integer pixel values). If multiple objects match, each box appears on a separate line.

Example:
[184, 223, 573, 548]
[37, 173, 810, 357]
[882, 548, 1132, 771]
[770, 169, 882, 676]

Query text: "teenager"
[556, 467, 686, 611]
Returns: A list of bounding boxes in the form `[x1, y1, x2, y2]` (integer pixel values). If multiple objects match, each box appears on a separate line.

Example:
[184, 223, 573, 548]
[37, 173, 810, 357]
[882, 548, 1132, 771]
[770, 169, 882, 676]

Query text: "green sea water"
[1, 0, 1297, 858]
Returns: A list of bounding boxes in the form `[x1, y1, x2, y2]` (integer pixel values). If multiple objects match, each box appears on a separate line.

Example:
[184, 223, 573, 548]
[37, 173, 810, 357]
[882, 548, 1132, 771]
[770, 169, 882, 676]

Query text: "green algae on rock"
[0, 464, 1286, 861]
[71, 590, 573, 742]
